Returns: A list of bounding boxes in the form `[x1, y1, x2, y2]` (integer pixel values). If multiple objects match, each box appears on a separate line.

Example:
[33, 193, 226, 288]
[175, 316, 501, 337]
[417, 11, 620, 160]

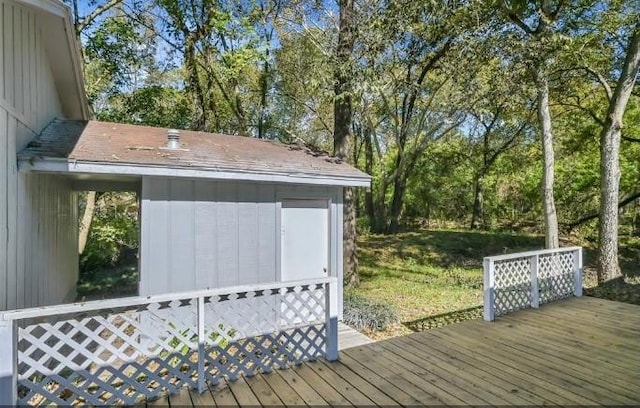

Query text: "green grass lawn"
[76, 265, 139, 301]
[355, 228, 640, 339]
[355, 229, 546, 337]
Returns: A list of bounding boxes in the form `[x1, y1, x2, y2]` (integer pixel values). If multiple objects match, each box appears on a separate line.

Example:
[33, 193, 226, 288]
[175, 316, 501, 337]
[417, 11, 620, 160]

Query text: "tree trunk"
[388, 176, 407, 233]
[334, 0, 358, 287]
[597, 26, 640, 284]
[343, 187, 359, 286]
[470, 173, 484, 229]
[363, 125, 375, 226]
[78, 191, 97, 254]
[258, 47, 270, 138]
[185, 36, 207, 130]
[535, 69, 559, 248]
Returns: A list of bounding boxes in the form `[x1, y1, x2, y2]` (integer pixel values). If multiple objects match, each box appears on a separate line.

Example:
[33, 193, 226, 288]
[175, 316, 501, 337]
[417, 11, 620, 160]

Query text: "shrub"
[343, 291, 398, 331]
[356, 217, 371, 235]
[80, 193, 138, 272]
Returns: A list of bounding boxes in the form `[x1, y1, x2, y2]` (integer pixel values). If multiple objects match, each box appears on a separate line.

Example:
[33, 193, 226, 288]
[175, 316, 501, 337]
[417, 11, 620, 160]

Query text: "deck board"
[437, 326, 636, 404]
[149, 296, 640, 406]
[273, 366, 330, 406]
[392, 335, 545, 405]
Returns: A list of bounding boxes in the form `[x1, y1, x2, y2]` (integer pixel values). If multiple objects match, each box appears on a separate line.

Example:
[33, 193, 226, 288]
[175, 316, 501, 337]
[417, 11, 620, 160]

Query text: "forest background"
[71, 0, 640, 334]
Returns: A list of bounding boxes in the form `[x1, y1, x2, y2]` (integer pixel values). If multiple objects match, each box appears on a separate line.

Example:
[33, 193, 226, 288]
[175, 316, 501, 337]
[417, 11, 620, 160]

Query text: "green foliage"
[343, 291, 398, 331]
[79, 193, 139, 297]
[76, 266, 138, 300]
[404, 306, 483, 332]
[76, 0, 640, 249]
[98, 85, 195, 128]
[82, 9, 157, 105]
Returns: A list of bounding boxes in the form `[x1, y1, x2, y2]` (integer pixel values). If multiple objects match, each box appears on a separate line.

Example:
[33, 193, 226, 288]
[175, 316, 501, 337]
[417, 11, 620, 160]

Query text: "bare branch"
[585, 66, 613, 101]
[507, 12, 535, 35]
[566, 191, 640, 230]
[77, 0, 123, 33]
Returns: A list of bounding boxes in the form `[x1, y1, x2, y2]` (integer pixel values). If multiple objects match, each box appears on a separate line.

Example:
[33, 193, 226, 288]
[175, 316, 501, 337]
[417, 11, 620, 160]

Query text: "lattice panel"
[203, 283, 326, 384]
[493, 257, 531, 316]
[204, 325, 326, 384]
[203, 284, 325, 343]
[17, 299, 198, 406]
[539, 252, 574, 304]
[14, 282, 328, 406]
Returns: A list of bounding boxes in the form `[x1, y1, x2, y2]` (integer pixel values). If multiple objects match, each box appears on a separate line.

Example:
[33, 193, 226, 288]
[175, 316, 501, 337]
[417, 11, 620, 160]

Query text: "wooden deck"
[150, 296, 640, 406]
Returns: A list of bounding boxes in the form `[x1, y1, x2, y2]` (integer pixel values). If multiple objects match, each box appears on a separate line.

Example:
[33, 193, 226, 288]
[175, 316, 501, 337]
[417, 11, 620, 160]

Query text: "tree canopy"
[72, 0, 640, 285]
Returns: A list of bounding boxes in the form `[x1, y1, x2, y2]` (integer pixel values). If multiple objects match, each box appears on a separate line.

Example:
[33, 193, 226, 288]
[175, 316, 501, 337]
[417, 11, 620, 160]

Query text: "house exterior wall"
[140, 177, 344, 315]
[0, 0, 78, 311]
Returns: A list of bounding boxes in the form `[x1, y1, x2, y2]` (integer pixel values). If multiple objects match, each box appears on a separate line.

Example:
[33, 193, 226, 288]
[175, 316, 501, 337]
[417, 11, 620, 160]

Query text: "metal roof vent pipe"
[166, 129, 181, 149]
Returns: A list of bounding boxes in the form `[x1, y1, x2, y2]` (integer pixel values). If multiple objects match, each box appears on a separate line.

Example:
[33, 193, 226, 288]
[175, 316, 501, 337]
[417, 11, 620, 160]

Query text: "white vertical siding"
[140, 178, 169, 295]
[335, 187, 345, 319]
[216, 182, 239, 287]
[1, 0, 61, 135]
[0, 0, 75, 311]
[140, 178, 343, 305]
[17, 173, 78, 307]
[194, 179, 217, 289]
[169, 179, 195, 292]
[238, 183, 259, 284]
[0, 108, 7, 310]
[6, 114, 17, 309]
[257, 184, 276, 283]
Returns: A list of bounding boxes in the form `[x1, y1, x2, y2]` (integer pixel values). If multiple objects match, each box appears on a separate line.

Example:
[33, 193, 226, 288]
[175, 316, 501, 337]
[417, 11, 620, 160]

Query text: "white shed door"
[281, 199, 329, 282]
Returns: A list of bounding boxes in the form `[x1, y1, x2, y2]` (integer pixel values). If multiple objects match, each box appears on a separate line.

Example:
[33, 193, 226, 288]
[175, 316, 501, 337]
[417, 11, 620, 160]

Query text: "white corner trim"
[18, 158, 372, 187]
[56, 0, 92, 120]
[63, 13, 91, 120]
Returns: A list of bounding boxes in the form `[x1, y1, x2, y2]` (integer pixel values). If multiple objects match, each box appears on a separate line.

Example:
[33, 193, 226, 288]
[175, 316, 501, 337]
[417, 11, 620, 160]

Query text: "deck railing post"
[530, 254, 540, 308]
[324, 279, 339, 361]
[573, 248, 583, 297]
[0, 319, 18, 405]
[483, 258, 495, 321]
[197, 296, 206, 393]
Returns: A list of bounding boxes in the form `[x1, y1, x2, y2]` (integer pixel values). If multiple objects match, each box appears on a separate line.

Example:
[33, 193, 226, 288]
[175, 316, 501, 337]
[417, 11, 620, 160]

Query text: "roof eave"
[17, 0, 91, 120]
[18, 158, 372, 188]
[14, 0, 67, 17]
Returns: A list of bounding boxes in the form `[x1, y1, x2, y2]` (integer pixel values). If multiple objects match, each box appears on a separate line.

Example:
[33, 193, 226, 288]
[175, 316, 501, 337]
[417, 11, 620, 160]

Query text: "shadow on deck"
[149, 296, 640, 406]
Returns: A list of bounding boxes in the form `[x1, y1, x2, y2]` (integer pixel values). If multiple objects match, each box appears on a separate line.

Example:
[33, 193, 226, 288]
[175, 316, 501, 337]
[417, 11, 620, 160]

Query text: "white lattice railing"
[483, 247, 583, 321]
[0, 277, 338, 406]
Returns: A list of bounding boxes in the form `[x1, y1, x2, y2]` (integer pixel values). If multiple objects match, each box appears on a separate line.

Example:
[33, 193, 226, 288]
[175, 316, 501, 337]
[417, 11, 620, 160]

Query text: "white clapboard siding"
[0, 0, 75, 311]
[140, 178, 344, 310]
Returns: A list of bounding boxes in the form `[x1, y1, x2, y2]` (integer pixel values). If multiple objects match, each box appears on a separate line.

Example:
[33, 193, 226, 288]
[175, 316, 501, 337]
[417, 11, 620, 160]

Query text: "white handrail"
[0, 276, 340, 405]
[484, 246, 582, 262]
[0, 276, 336, 321]
[483, 247, 583, 321]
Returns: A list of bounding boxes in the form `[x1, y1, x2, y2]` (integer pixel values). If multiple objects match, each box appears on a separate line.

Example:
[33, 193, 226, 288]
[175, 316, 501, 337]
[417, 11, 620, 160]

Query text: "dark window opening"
[77, 191, 140, 301]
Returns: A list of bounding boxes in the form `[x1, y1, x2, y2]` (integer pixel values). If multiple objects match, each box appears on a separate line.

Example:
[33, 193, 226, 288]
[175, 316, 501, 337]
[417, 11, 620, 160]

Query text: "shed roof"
[18, 119, 370, 187]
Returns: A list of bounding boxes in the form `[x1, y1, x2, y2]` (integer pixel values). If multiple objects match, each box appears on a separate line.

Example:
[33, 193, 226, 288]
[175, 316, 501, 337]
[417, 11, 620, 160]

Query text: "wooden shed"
[0, 0, 369, 319]
[18, 120, 370, 315]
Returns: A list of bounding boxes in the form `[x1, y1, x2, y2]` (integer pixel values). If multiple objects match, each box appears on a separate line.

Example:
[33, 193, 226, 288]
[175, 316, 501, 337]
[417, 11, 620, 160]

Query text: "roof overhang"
[16, 0, 90, 120]
[19, 158, 372, 188]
